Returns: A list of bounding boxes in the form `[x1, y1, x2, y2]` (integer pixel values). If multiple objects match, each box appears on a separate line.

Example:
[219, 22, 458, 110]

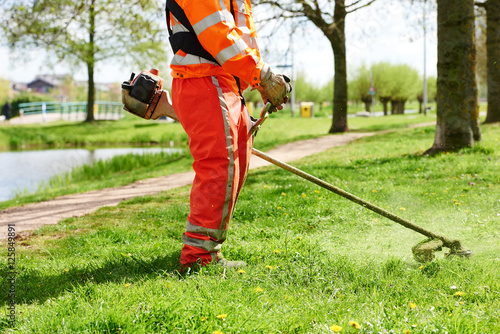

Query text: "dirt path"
[0, 131, 386, 238]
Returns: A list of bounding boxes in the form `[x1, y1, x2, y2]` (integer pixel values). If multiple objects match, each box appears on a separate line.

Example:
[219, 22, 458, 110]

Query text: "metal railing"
[18, 101, 125, 121]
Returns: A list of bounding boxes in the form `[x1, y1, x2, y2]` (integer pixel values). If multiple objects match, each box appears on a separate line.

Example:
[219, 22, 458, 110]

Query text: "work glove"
[257, 63, 292, 110]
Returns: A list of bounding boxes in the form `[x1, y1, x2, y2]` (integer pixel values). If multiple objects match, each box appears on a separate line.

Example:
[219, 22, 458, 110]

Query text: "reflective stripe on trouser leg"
[172, 75, 253, 265]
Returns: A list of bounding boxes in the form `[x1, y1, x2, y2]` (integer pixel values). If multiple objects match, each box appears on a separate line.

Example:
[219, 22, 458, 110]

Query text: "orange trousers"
[172, 75, 253, 266]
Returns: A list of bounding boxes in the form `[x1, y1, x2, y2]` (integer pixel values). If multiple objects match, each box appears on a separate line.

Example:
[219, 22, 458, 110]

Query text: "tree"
[371, 62, 393, 115]
[259, 0, 377, 133]
[417, 76, 436, 113]
[0, 0, 168, 122]
[0, 78, 11, 104]
[348, 64, 372, 112]
[427, 0, 481, 153]
[387, 64, 420, 115]
[475, 0, 500, 123]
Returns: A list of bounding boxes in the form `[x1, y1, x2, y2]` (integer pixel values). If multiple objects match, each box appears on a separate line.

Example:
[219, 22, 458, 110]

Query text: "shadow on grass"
[0, 250, 183, 307]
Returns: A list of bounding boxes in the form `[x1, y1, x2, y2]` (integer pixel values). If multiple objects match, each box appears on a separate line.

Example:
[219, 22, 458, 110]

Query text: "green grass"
[1, 123, 498, 333]
[0, 108, 440, 151]
[0, 113, 442, 210]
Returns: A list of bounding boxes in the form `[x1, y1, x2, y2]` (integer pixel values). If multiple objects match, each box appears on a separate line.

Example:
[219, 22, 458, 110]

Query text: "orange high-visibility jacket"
[168, 0, 264, 91]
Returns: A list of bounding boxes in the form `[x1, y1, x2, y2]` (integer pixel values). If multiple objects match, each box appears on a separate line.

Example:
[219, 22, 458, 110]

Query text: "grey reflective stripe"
[172, 18, 189, 33]
[192, 11, 226, 35]
[183, 234, 222, 252]
[219, 0, 235, 25]
[171, 53, 217, 66]
[211, 76, 234, 230]
[216, 38, 248, 65]
[186, 220, 228, 241]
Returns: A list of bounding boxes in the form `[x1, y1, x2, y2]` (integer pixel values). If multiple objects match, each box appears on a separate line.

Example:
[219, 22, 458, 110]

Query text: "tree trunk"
[417, 95, 423, 113]
[85, 0, 96, 123]
[361, 96, 371, 112]
[379, 96, 390, 115]
[484, 0, 500, 123]
[329, 0, 348, 133]
[427, 0, 480, 153]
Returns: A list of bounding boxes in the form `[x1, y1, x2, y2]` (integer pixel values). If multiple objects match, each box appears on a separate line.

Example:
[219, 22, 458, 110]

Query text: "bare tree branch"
[346, 0, 377, 14]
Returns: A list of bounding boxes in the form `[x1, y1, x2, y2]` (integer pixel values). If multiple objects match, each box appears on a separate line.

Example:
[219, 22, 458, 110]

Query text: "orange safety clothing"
[172, 74, 253, 266]
[168, 0, 262, 266]
[168, 0, 265, 94]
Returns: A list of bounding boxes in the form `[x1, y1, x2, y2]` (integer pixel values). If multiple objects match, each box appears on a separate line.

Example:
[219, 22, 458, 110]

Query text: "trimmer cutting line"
[251, 103, 472, 263]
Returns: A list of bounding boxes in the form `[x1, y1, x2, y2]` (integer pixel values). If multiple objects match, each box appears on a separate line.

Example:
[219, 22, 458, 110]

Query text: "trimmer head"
[412, 238, 472, 263]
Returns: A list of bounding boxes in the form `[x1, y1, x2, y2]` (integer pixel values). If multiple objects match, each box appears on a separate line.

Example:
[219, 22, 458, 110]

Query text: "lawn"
[0, 112, 439, 210]
[1, 121, 498, 333]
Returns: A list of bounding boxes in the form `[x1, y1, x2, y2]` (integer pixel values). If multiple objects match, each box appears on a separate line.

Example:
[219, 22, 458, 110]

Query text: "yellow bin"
[300, 102, 314, 118]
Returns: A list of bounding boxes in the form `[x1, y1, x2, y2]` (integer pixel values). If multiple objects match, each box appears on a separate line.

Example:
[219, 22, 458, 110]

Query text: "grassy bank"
[0, 109, 439, 151]
[0, 113, 439, 210]
[1, 123, 498, 333]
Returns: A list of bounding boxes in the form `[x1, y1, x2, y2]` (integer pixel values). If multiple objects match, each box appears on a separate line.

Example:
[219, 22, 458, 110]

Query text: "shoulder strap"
[165, 0, 219, 64]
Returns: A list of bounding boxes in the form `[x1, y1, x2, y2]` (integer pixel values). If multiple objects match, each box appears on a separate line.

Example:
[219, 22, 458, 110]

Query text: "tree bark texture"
[484, 0, 500, 123]
[430, 0, 480, 152]
[85, 0, 96, 122]
[329, 0, 348, 133]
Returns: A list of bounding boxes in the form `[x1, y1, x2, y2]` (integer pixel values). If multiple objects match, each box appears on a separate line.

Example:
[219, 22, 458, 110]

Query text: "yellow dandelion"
[372, 190, 378, 193]
[201, 316, 208, 322]
[455, 203, 460, 206]
[314, 190, 320, 193]
[454, 291, 466, 297]
[403, 330, 411, 334]
[318, 197, 322, 200]
[301, 193, 307, 197]
[213, 331, 224, 334]
[444, 190, 448, 193]
[216, 314, 227, 319]
[460, 194, 466, 197]
[273, 249, 280, 254]
[459, 301, 464, 305]
[281, 192, 286, 196]
[256, 287, 263, 293]
[431, 192, 436, 195]
[410, 302, 417, 309]
[284, 213, 288, 216]
[400, 207, 406, 211]
[417, 168, 421, 171]
[277, 206, 282, 209]
[330, 324, 342, 332]
[124, 283, 130, 288]
[237, 269, 246, 274]
[348, 321, 361, 329]
[265, 265, 273, 269]
[296, 236, 303, 240]
[64, 268, 69, 272]
[419, 266, 423, 269]
[263, 185, 268, 188]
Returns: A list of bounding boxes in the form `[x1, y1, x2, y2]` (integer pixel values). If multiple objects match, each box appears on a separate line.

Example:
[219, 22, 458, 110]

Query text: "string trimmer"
[251, 103, 472, 263]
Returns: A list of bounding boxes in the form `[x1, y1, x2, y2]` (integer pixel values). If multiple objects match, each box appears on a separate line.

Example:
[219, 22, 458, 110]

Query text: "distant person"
[1, 101, 11, 120]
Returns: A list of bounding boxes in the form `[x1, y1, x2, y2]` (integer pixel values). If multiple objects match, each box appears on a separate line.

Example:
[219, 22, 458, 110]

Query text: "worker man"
[165, 0, 291, 269]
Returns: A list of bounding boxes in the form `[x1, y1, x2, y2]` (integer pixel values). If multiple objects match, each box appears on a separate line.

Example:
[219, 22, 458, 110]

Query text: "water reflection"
[0, 147, 181, 201]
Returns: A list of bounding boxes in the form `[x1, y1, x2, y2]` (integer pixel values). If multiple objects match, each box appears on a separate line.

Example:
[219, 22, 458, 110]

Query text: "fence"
[18, 101, 125, 121]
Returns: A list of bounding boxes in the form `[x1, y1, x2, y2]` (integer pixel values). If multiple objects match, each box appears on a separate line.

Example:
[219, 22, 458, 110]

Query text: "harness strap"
[165, 0, 219, 64]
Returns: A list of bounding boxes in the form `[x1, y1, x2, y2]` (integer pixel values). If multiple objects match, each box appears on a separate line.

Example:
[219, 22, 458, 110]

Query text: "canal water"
[0, 147, 181, 202]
